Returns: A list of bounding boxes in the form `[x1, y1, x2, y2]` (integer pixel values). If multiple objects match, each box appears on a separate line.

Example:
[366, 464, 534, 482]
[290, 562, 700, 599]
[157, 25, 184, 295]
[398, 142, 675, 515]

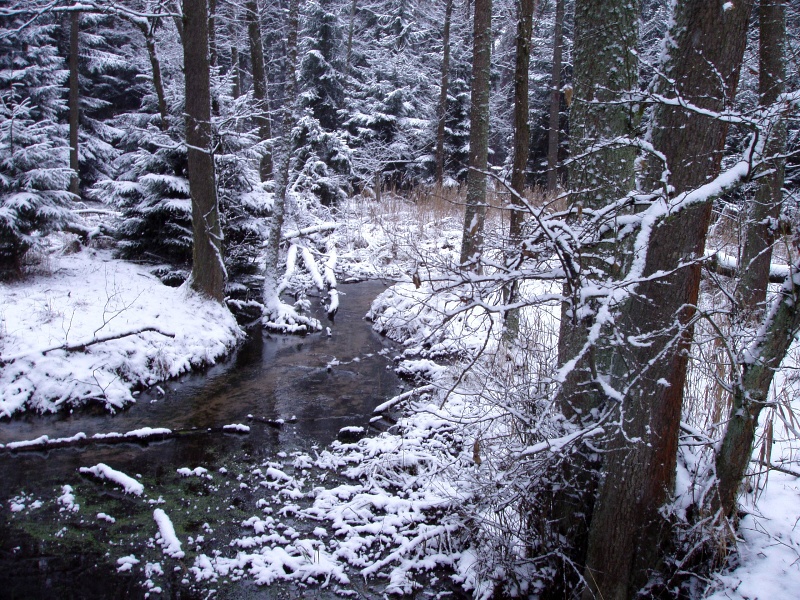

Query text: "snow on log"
[153, 508, 185, 559]
[281, 222, 339, 241]
[79, 463, 144, 495]
[301, 247, 326, 290]
[372, 385, 436, 414]
[327, 289, 339, 318]
[222, 423, 250, 432]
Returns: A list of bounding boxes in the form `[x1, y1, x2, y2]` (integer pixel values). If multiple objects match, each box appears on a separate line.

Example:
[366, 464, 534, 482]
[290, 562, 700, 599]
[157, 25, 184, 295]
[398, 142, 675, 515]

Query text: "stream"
[0, 280, 425, 599]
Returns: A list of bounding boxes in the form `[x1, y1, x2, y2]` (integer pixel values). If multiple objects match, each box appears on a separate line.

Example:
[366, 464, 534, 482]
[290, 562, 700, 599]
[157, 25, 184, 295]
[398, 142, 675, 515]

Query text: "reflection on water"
[0, 279, 400, 451]
[0, 280, 407, 598]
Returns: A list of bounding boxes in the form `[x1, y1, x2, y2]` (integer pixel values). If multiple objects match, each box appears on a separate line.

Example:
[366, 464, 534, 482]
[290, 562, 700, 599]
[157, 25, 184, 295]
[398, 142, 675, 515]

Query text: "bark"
[717, 0, 788, 520]
[548, 0, 639, 590]
[735, 0, 787, 316]
[716, 267, 800, 519]
[459, 0, 492, 269]
[502, 0, 535, 337]
[262, 0, 300, 313]
[546, 0, 564, 193]
[171, 0, 184, 43]
[209, 0, 218, 68]
[247, 0, 273, 181]
[69, 10, 80, 197]
[582, 2, 754, 598]
[141, 22, 169, 131]
[510, 0, 534, 221]
[434, 0, 454, 185]
[345, 0, 357, 72]
[231, 46, 240, 99]
[184, 0, 226, 302]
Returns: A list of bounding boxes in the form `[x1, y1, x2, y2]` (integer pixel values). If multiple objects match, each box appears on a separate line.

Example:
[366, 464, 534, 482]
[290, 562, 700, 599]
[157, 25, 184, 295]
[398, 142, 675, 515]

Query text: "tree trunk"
[345, 0, 357, 72]
[247, 0, 273, 181]
[502, 0, 535, 337]
[582, 2, 754, 597]
[69, 10, 80, 198]
[547, 0, 639, 590]
[546, 0, 564, 193]
[231, 45, 240, 99]
[184, 0, 226, 302]
[735, 0, 787, 317]
[459, 0, 492, 269]
[434, 0, 454, 185]
[262, 0, 300, 315]
[142, 22, 169, 131]
[509, 0, 533, 221]
[209, 0, 218, 68]
[716, 0, 788, 520]
[170, 0, 184, 43]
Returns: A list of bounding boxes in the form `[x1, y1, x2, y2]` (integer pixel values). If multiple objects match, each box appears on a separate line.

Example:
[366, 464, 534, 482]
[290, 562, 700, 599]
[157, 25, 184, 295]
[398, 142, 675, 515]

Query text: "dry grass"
[351, 182, 565, 236]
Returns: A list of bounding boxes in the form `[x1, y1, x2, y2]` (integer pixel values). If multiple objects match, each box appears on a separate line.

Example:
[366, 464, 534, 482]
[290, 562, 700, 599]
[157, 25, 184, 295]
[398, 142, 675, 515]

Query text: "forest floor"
[1, 189, 800, 598]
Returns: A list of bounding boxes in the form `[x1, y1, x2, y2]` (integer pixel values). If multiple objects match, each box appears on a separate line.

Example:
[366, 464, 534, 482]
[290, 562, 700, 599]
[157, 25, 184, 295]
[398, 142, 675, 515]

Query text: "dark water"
[0, 279, 400, 450]
[0, 280, 415, 599]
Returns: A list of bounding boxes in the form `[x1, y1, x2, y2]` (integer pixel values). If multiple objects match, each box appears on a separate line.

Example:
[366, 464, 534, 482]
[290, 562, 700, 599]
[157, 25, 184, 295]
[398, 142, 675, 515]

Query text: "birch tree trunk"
[231, 46, 240, 100]
[345, 0, 357, 72]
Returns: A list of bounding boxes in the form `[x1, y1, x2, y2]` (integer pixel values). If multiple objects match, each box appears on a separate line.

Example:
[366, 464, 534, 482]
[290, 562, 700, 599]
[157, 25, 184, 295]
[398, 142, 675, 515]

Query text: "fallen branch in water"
[0, 423, 251, 453]
[372, 385, 436, 414]
[247, 414, 298, 428]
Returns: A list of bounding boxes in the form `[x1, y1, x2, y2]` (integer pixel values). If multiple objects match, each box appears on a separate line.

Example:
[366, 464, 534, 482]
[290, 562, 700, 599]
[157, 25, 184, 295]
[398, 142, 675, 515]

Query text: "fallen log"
[1, 423, 251, 454]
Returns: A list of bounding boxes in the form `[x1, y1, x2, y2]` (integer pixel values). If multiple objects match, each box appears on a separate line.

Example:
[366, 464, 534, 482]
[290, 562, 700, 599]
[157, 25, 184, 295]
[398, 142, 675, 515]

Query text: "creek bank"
[2, 280, 462, 598]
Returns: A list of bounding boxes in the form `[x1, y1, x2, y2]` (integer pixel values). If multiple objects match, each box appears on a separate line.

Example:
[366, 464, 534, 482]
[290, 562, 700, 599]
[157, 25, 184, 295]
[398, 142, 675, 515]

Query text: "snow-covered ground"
[2, 191, 800, 598]
[0, 244, 241, 417]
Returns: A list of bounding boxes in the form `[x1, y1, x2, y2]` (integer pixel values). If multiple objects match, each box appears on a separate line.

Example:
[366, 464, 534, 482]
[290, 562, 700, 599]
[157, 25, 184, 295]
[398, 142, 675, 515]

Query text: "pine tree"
[0, 15, 73, 277]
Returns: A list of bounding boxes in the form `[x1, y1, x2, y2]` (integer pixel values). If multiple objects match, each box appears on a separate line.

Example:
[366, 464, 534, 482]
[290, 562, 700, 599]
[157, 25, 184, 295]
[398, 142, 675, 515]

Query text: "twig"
[0, 326, 175, 366]
[752, 459, 800, 478]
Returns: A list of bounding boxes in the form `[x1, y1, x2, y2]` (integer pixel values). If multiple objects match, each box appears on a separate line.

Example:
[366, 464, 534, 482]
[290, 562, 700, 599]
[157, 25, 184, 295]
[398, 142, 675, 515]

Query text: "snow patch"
[79, 463, 144, 495]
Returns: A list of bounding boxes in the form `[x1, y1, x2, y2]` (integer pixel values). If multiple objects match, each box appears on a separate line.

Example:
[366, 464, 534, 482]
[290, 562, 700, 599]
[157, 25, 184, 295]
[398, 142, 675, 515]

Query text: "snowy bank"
[0, 247, 242, 417]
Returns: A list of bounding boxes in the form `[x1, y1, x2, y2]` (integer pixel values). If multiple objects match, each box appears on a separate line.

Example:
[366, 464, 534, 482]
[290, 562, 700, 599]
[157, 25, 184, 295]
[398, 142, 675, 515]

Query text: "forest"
[1, 0, 800, 598]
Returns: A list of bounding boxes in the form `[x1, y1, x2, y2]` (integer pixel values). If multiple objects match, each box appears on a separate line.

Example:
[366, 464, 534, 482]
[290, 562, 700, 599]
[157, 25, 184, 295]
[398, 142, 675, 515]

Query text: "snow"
[57, 485, 79, 512]
[117, 555, 140, 573]
[3, 186, 800, 598]
[706, 478, 800, 599]
[177, 467, 211, 479]
[153, 508, 184, 559]
[79, 463, 144, 496]
[0, 247, 242, 417]
[222, 423, 250, 432]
